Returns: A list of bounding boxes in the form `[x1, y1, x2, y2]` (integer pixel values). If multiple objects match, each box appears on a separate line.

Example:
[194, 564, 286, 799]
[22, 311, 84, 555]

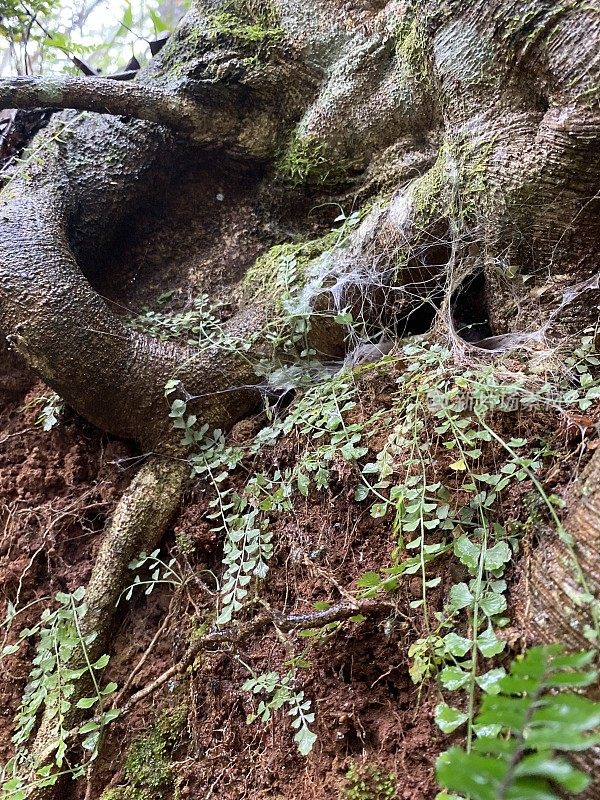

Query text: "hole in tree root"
[396, 300, 440, 338]
[451, 270, 492, 342]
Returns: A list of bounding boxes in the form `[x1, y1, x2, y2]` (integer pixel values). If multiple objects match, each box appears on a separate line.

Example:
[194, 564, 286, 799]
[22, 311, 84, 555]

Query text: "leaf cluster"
[243, 671, 317, 756]
[437, 646, 600, 800]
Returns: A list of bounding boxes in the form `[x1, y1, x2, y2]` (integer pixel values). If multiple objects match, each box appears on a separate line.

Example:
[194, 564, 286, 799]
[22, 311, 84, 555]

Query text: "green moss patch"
[101, 706, 187, 800]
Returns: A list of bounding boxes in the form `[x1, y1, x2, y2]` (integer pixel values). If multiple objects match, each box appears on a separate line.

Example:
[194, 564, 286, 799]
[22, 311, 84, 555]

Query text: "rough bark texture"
[3, 0, 596, 451]
[0, 75, 233, 142]
[518, 455, 600, 795]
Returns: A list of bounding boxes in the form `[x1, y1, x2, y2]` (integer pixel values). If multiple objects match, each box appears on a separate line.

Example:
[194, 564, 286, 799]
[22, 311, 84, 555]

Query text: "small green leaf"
[477, 626, 505, 658]
[81, 731, 100, 753]
[356, 571, 381, 588]
[435, 703, 468, 733]
[297, 471, 310, 497]
[448, 583, 474, 610]
[480, 591, 507, 617]
[440, 666, 470, 691]
[101, 708, 121, 724]
[476, 668, 506, 695]
[514, 753, 590, 792]
[443, 633, 472, 657]
[454, 535, 480, 573]
[72, 586, 86, 602]
[76, 697, 97, 710]
[436, 749, 503, 800]
[484, 542, 512, 571]
[79, 720, 100, 734]
[355, 484, 370, 502]
[294, 725, 317, 756]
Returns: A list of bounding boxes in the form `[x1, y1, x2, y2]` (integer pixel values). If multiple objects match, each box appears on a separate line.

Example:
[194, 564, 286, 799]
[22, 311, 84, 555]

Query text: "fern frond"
[436, 645, 600, 800]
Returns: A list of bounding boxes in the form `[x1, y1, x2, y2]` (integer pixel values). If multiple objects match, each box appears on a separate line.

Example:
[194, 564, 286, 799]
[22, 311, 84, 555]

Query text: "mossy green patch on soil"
[100, 706, 187, 800]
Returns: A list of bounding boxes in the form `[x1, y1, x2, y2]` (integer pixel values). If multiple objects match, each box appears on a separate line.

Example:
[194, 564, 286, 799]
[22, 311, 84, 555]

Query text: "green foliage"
[0, 0, 89, 74]
[122, 549, 185, 602]
[165, 315, 600, 780]
[0, 0, 175, 76]
[156, 209, 600, 791]
[213, 481, 275, 625]
[1, 588, 118, 798]
[436, 645, 600, 800]
[563, 332, 600, 411]
[349, 331, 600, 768]
[258, 371, 370, 493]
[343, 762, 396, 800]
[0, 0, 53, 47]
[243, 671, 317, 755]
[130, 293, 239, 351]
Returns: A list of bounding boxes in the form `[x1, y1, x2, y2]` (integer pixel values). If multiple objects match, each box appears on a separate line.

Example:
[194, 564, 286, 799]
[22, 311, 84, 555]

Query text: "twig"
[111, 610, 174, 707]
[120, 598, 392, 714]
[0, 427, 34, 444]
[36, 598, 393, 765]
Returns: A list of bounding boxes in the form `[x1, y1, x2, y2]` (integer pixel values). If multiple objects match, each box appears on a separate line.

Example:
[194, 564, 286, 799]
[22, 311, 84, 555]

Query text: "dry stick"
[0, 427, 34, 444]
[120, 599, 393, 715]
[37, 597, 393, 765]
[112, 609, 175, 706]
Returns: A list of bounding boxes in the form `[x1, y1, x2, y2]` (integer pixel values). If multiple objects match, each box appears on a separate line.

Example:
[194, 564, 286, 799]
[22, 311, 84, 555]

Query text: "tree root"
[0, 76, 230, 144]
[28, 456, 188, 786]
[516, 454, 600, 800]
[120, 597, 394, 714]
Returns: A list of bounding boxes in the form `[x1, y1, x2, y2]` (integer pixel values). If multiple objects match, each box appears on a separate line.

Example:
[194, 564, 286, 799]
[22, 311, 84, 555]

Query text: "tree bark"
[0, 75, 232, 143]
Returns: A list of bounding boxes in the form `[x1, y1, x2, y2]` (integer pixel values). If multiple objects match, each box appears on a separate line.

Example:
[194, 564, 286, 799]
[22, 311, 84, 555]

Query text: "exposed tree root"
[0, 76, 230, 144]
[121, 597, 394, 713]
[518, 455, 600, 799]
[28, 457, 188, 784]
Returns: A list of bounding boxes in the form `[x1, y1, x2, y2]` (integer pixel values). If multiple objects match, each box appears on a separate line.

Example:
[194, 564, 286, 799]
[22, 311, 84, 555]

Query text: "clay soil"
[1, 352, 593, 800]
[0, 374, 444, 800]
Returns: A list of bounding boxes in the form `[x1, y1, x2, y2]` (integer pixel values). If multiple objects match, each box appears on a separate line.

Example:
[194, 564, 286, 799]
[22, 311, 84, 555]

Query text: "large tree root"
[1, 0, 600, 796]
[27, 457, 188, 787]
[0, 76, 227, 144]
